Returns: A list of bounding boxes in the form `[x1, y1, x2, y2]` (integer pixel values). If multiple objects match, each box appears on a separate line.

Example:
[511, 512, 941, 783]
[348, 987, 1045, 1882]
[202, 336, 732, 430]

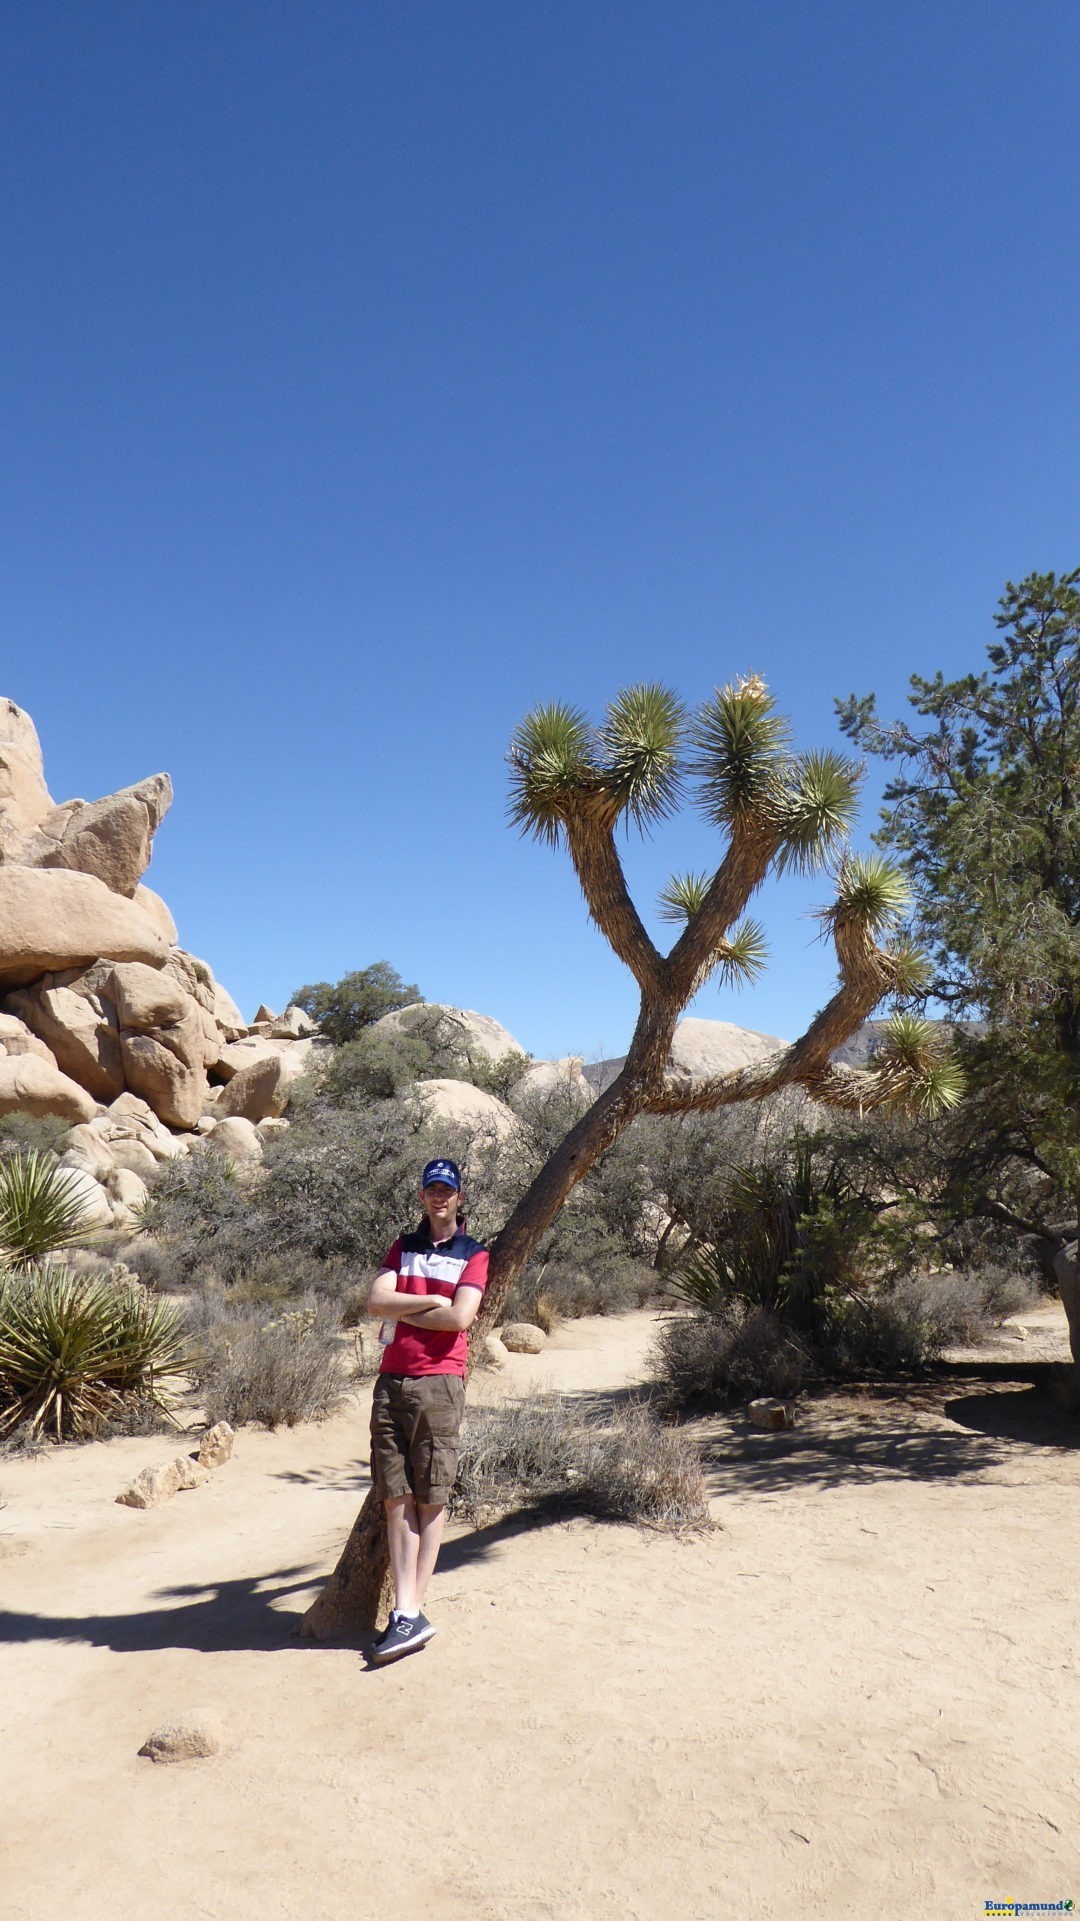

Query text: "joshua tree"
[302, 677, 958, 1638]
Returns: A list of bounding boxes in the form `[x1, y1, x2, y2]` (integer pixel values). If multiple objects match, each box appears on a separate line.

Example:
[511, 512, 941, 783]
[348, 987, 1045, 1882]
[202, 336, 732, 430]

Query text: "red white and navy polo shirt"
[378, 1225, 489, 1378]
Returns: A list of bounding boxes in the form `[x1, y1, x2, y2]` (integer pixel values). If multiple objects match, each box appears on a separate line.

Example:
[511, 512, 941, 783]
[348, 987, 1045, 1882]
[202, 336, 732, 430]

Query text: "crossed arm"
[367, 1268, 484, 1334]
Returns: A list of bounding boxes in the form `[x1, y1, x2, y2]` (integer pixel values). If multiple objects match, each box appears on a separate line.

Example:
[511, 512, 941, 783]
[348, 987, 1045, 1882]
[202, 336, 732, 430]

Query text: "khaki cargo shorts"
[370, 1372, 466, 1507]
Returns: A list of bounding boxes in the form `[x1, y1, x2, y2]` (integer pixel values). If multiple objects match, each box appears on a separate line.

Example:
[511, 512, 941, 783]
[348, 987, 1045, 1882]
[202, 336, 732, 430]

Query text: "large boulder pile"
[0, 700, 320, 1223]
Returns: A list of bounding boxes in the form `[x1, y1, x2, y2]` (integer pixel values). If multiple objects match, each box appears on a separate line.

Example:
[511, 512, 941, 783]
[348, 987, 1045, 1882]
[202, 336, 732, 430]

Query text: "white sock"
[395, 1608, 418, 1621]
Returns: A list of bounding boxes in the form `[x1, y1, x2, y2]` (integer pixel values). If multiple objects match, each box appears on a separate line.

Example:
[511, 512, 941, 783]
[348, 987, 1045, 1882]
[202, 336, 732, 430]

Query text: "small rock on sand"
[138, 1716, 226, 1764]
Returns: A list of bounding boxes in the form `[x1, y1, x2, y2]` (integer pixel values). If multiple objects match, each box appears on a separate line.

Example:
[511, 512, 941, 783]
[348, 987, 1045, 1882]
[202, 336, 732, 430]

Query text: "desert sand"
[1, 1305, 1077, 1921]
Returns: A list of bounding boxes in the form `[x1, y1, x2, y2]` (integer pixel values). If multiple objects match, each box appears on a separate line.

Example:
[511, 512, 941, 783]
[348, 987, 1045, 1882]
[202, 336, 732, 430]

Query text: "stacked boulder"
[0, 699, 320, 1223]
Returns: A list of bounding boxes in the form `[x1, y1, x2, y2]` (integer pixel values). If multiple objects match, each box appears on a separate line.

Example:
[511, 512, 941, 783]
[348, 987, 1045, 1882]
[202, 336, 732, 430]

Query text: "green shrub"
[452, 1392, 709, 1529]
[0, 1151, 99, 1268]
[289, 963, 422, 1045]
[650, 1307, 809, 1413]
[185, 1295, 350, 1429]
[0, 1265, 192, 1440]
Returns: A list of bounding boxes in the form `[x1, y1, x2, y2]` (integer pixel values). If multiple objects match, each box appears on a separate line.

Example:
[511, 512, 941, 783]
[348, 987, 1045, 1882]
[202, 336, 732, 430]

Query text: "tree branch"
[665, 821, 776, 1001]
[653, 916, 897, 1115]
[564, 809, 663, 994]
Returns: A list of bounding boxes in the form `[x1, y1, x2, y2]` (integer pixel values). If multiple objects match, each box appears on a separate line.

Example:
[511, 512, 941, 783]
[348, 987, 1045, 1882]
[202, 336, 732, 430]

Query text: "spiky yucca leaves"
[595, 683, 685, 830]
[0, 1151, 97, 1269]
[689, 675, 792, 827]
[657, 871, 712, 924]
[865, 1014, 966, 1116]
[690, 680, 860, 875]
[509, 685, 684, 844]
[0, 1265, 193, 1440]
[507, 702, 596, 847]
[772, 749, 861, 875]
[824, 853, 910, 939]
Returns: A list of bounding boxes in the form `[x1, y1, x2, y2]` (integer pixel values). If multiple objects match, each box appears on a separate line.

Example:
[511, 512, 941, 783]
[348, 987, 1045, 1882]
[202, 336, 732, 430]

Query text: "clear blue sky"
[3, 3, 1078, 1060]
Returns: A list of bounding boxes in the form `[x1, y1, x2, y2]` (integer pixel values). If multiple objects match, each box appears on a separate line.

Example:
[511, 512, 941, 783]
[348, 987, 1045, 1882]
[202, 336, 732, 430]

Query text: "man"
[366, 1156, 488, 1665]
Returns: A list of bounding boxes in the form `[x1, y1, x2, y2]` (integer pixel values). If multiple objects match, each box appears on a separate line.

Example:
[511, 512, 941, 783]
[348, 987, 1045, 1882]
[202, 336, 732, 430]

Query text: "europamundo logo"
[984, 1904, 1074, 1916]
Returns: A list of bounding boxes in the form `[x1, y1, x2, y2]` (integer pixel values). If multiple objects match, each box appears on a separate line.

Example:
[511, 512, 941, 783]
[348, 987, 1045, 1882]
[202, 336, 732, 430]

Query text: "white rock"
[371, 1001, 524, 1063]
[214, 1047, 311, 1122]
[0, 1012, 56, 1063]
[0, 866, 168, 988]
[254, 1117, 290, 1141]
[133, 883, 178, 944]
[406, 1078, 519, 1142]
[0, 1053, 97, 1124]
[513, 1055, 592, 1106]
[116, 1458, 185, 1509]
[665, 1018, 787, 1092]
[106, 1166, 149, 1211]
[197, 1421, 235, 1469]
[500, 1322, 547, 1354]
[54, 1163, 114, 1228]
[203, 1116, 264, 1164]
[748, 1397, 797, 1431]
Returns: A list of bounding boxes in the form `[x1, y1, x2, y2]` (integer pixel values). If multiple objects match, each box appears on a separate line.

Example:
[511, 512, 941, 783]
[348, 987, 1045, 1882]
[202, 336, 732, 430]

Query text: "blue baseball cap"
[421, 1158, 461, 1192]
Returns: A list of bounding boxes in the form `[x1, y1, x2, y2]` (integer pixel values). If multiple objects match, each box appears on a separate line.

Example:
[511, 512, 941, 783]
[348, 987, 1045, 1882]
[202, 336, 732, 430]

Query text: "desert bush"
[289, 962, 422, 1045]
[452, 1392, 709, 1529]
[0, 1264, 192, 1440]
[503, 1256, 657, 1330]
[650, 1306, 809, 1413]
[185, 1295, 351, 1429]
[886, 1264, 1037, 1350]
[0, 1151, 99, 1268]
[0, 1114, 70, 1157]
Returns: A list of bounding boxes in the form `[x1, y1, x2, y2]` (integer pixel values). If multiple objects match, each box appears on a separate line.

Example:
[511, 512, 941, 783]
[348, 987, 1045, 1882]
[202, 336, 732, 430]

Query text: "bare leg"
[414, 1502, 447, 1610]
[384, 1495, 421, 1613]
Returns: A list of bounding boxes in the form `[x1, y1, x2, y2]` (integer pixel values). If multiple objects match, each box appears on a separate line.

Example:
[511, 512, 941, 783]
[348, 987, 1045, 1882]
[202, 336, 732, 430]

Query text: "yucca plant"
[668, 1141, 871, 1329]
[0, 1150, 97, 1268]
[0, 1265, 194, 1440]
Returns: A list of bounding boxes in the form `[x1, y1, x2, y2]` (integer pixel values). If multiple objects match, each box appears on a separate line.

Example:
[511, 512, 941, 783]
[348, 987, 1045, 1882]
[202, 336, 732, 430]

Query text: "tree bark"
[300, 1485, 392, 1640]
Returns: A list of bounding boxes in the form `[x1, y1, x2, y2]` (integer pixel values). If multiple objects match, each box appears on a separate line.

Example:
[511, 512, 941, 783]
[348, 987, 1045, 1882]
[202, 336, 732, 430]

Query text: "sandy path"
[2, 1307, 1078, 1920]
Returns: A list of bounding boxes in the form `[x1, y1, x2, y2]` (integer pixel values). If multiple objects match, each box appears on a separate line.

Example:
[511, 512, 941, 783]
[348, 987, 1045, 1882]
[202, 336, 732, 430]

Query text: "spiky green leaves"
[772, 751, 861, 875]
[823, 853, 910, 937]
[657, 871, 712, 924]
[868, 1014, 965, 1116]
[507, 702, 595, 847]
[0, 1265, 193, 1440]
[508, 684, 685, 845]
[690, 679, 860, 873]
[596, 684, 685, 830]
[718, 919, 769, 988]
[690, 675, 792, 827]
[0, 1151, 97, 1269]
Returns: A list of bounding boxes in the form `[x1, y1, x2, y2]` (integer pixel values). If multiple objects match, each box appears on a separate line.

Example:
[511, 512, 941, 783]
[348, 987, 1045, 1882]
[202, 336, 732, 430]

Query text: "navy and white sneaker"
[370, 1611, 436, 1665]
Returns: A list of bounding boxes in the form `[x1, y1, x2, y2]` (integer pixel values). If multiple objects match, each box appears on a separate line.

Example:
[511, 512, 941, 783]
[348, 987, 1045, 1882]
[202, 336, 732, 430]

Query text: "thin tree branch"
[665, 820, 776, 1001]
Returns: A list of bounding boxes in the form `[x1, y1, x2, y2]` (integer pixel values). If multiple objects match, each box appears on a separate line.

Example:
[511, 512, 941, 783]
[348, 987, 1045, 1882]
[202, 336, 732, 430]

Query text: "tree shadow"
[272, 1459, 371, 1492]
[0, 1565, 325, 1654]
[696, 1409, 1012, 1497]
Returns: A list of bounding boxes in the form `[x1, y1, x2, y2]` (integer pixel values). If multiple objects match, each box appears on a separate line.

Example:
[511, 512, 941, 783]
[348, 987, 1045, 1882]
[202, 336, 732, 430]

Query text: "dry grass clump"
[650, 1306, 809, 1415]
[891, 1264, 1037, 1347]
[452, 1391, 710, 1531]
[185, 1295, 351, 1430]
